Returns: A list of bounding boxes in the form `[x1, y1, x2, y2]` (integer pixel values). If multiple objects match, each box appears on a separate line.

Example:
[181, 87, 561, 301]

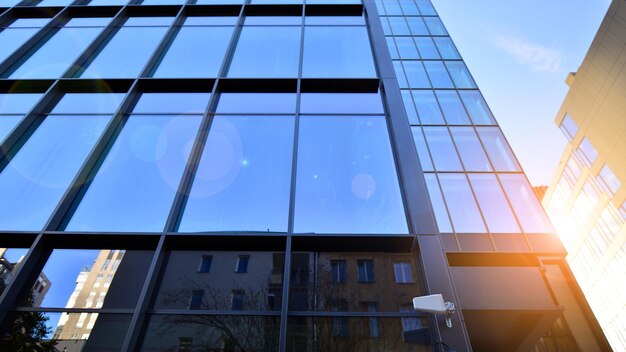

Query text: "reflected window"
[189, 290, 204, 310]
[231, 290, 244, 310]
[153, 21, 235, 78]
[235, 255, 250, 273]
[476, 127, 521, 171]
[458, 90, 495, 124]
[499, 174, 553, 233]
[294, 116, 408, 234]
[198, 256, 213, 273]
[468, 174, 520, 233]
[423, 126, 462, 171]
[597, 164, 621, 195]
[9, 19, 108, 79]
[303, 26, 376, 78]
[357, 260, 374, 283]
[330, 260, 347, 284]
[438, 174, 486, 233]
[450, 127, 491, 171]
[393, 262, 413, 283]
[575, 137, 598, 167]
[80, 18, 172, 78]
[560, 114, 578, 141]
[228, 26, 301, 78]
[179, 115, 294, 233]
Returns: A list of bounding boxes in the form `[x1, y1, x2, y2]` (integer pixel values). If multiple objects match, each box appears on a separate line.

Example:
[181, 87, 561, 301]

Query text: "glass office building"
[543, 1, 626, 350]
[0, 0, 610, 351]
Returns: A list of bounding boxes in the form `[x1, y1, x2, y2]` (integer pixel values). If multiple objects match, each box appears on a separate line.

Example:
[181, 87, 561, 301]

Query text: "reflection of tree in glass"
[0, 271, 57, 351]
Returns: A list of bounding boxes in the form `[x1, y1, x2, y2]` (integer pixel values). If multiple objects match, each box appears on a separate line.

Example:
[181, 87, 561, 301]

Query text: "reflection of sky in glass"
[294, 116, 407, 234]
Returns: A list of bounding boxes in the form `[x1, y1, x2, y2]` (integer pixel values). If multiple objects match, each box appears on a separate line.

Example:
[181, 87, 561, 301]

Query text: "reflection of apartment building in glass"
[0, 248, 50, 307]
[0, 0, 610, 351]
[542, 1, 626, 349]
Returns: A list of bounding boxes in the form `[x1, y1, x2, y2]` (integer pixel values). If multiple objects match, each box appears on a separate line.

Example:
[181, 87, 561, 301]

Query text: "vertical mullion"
[162, 3, 246, 232]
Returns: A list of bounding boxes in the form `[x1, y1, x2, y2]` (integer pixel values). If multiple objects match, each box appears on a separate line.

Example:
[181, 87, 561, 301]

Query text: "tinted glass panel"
[216, 93, 296, 114]
[300, 93, 384, 114]
[66, 114, 202, 232]
[423, 17, 447, 35]
[80, 26, 169, 78]
[0, 26, 42, 65]
[0, 115, 22, 143]
[179, 116, 294, 232]
[0, 93, 42, 114]
[423, 126, 462, 171]
[560, 114, 578, 140]
[131, 93, 210, 114]
[303, 26, 376, 78]
[458, 90, 495, 124]
[294, 116, 407, 234]
[434, 37, 460, 59]
[415, 37, 439, 59]
[412, 90, 443, 124]
[411, 127, 433, 171]
[10, 27, 104, 79]
[449, 127, 491, 171]
[51, 93, 125, 114]
[388, 17, 409, 35]
[403, 61, 430, 88]
[406, 17, 428, 35]
[445, 61, 477, 88]
[438, 174, 486, 233]
[468, 174, 520, 233]
[394, 37, 419, 59]
[0, 115, 111, 231]
[424, 173, 452, 232]
[435, 90, 469, 124]
[476, 127, 521, 171]
[153, 26, 234, 78]
[228, 26, 301, 78]
[401, 90, 418, 124]
[499, 174, 553, 233]
[424, 61, 453, 88]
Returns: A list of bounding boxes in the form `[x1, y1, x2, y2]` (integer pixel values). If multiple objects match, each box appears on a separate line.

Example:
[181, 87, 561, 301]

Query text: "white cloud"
[493, 34, 563, 72]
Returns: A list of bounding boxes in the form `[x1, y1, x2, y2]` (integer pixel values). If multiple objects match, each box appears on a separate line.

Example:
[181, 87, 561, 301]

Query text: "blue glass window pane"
[445, 61, 477, 88]
[401, 90, 419, 124]
[228, 27, 300, 78]
[416, 0, 437, 15]
[424, 61, 453, 88]
[449, 127, 491, 171]
[0, 28, 42, 65]
[81, 27, 169, 78]
[300, 93, 384, 114]
[411, 90, 443, 124]
[388, 17, 410, 35]
[577, 137, 598, 166]
[403, 61, 430, 88]
[183, 17, 238, 26]
[305, 16, 365, 25]
[386, 37, 399, 60]
[294, 116, 408, 234]
[216, 93, 296, 114]
[411, 127, 433, 171]
[196, 0, 244, 3]
[38, 0, 74, 6]
[10, 27, 104, 79]
[499, 174, 553, 233]
[51, 93, 125, 114]
[598, 164, 621, 195]
[458, 90, 495, 124]
[383, 0, 402, 15]
[132, 93, 210, 114]
[433, 37, 460, 59]
[142, 0, 186, 4]
[66, 114, 202, 232]
[244, 16, 302, 25]
[399, 0, 419, 15]
[423, 17, 447, 35]
[415, 37, 439, 59]
[406, 17, 429, 35]
[393, 61, 408, 88]
[0, 116, 23, 143]
[124, 17, 174, 26]
[179, 116, 294, 232]
[89, 0, 129, 5]
[435, 90, 470, 124]
[8, 19, 51, 28]
[0, 93, 42, 114]
[64, 17, 113, 27]
[153, 26, 234, 78]
[303, 27, 376, 78]
[468, 174, 520, 233]
[307, 0, 361, 3]
[380, 17, 392, 35]
[394, 37, 419, 59]
[0, 115, 111, 231]
[424, 173, 452, 233]
[423, 126, 462, 171]
[559, 114, 578, 141]
[476, 127, 521, 171]
[438, 174, 486, 233]
[251, 0, 303, 4]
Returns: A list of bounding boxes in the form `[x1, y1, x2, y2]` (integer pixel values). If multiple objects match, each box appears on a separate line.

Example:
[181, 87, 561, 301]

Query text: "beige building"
[542, 1, 626, 350]
[53, 249, 124, 351]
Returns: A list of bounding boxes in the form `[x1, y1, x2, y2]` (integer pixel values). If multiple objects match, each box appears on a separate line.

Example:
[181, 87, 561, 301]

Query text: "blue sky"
[430, 0, 611, 185]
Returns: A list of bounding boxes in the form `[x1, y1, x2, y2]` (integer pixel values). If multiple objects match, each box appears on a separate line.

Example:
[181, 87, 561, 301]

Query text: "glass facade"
[0, 0, 605, 351]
